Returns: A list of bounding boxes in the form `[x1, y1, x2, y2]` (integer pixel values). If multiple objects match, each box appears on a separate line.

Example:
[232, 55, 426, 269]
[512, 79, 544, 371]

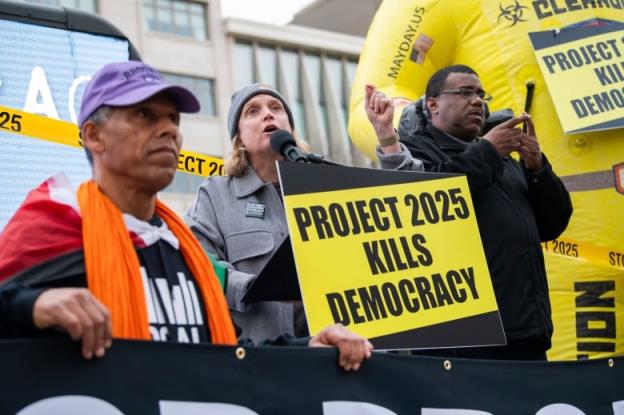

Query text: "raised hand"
[364, 84, 401, 154]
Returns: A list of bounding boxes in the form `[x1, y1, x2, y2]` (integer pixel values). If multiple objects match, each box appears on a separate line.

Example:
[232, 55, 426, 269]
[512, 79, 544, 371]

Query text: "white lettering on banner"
[323, 401, 399, 415]
[535, 404, 586, 415]
[14, 397, 624, 414]
[67, 75, 90, 124]
[423, 409, 492, 414]
[159, 401, 259, 414]
[16, 396, 123, 415]
[23, 66, 59, 120]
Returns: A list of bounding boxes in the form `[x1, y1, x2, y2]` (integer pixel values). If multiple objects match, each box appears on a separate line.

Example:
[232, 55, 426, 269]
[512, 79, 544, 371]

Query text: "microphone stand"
[305, 153, 345, 167]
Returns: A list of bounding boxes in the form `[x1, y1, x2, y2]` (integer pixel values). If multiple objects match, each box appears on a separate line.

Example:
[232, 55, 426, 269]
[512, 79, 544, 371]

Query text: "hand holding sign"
[309, 323, 373, 371]
[33, 288, 113, 360]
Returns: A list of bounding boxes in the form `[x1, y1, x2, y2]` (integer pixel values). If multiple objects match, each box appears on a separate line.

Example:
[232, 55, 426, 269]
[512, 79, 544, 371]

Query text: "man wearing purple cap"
[0, 61, 373, 371]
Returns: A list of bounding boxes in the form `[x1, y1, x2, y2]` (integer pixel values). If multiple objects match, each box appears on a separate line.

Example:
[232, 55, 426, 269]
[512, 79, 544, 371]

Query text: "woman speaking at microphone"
[185, 83, 309, 343]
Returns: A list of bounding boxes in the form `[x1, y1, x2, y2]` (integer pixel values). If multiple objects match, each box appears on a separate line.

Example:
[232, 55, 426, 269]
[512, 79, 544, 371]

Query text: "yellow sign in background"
[531, 28, 624, 133]
[284, 175, 500, 346]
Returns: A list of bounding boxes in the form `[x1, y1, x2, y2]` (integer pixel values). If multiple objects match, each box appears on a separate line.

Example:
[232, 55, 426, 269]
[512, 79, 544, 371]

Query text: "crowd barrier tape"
[542, 237, 623, 272]
[0, 105, 224, 177]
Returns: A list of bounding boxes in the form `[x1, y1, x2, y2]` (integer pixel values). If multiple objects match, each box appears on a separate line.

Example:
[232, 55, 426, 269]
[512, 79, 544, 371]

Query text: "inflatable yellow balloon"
[349, 0, 624, 360]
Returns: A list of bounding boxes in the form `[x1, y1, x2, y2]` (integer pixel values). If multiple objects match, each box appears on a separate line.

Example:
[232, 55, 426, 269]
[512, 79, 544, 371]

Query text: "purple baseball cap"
[78, 60, 200, 127]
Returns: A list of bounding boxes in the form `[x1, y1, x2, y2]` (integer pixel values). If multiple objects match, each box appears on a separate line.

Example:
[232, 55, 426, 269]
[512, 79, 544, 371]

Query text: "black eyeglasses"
[435, 88, 493, 102]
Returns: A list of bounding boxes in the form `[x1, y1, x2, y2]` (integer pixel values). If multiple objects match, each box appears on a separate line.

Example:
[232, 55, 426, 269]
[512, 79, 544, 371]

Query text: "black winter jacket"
[400, 125, 573, 349]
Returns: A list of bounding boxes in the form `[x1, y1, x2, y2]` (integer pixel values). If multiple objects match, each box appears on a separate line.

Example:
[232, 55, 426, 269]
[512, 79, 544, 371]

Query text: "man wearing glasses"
[365, 64, 572, 360]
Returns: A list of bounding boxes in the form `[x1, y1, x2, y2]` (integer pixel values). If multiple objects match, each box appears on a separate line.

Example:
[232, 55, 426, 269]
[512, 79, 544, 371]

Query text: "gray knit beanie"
[227, 83, 295, 139]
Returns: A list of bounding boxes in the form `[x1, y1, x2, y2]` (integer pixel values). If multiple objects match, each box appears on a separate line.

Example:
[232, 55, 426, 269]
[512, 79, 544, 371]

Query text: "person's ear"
[81, 121, 105, 156]
[426, 97, 439, 115]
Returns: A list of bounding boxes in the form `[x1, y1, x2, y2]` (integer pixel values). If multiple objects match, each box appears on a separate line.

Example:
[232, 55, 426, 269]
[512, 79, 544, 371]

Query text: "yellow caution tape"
[178, 149, 224, 177]
[0, 105, 224, 177]
[542, 237, 624, 272]
[0, 105, 79, 148]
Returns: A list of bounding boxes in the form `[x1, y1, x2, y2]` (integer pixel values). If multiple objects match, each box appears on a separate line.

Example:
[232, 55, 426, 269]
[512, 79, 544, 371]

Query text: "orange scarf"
[77, 180, 237, 345]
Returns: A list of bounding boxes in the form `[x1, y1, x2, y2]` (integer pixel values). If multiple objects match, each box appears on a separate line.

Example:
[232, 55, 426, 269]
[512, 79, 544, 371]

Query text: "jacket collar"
[426, 124, 477, 150]
[233, 167, 267, 198]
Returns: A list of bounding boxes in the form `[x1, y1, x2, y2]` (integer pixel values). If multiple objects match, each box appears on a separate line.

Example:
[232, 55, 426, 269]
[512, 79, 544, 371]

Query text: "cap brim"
[104, 84, 201, 113]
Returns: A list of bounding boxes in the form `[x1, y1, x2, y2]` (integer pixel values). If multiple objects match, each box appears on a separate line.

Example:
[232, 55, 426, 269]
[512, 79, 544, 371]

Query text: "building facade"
[22, 0, 370, 214]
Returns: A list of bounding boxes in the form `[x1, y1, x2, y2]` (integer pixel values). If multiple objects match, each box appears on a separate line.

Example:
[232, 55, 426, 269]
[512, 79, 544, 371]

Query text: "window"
[230, 40, 362, 153]
[326, 56, 347, 125]
[24, 0, 97, 12]
[162, 170, 205, 194]
[345, 59, 359, 123]
[161, 72, 216, 116]
[256, 45, 277, 88]
[304, 53, 329, 137]
[143, 0, 208, 41]
[281, 49, 307, 138]
[233, 42, 254, 90]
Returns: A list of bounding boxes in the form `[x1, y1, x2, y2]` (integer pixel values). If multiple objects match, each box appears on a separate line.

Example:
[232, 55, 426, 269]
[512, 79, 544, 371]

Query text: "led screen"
[0, 18, 129, 230]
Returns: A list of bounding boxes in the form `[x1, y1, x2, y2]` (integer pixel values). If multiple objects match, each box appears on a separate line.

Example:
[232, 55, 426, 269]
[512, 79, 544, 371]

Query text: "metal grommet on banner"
[608, 359, 614, 368]
[235, 347, 246, 360]
[443, 360, 452, 371]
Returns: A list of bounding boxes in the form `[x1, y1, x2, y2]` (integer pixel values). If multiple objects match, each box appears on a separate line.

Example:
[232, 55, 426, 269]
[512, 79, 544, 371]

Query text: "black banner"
[2, 339, 623, 414]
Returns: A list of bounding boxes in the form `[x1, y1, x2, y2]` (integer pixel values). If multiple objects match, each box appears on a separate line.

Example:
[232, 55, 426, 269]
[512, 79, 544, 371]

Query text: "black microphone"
[269, 129, 343, 166]
[270, 129, 309, 163]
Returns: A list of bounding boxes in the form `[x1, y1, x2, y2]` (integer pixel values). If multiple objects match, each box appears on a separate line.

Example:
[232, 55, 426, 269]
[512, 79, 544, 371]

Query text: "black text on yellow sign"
[530, 26, 624, 133]
[574, 280, 617, 359]
[0, 105, 224, 177]
[284, 175, 500, 343]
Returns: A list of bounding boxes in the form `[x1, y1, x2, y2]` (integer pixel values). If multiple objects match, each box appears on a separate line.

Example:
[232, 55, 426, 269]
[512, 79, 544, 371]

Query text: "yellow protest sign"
[529, 23, 624, 134]
[279, 162, 504, 350]
[0, 104, 224, 177]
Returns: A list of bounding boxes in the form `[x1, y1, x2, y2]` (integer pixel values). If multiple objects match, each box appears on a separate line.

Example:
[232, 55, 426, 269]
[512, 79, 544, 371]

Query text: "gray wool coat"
[185, 167, 302, 343]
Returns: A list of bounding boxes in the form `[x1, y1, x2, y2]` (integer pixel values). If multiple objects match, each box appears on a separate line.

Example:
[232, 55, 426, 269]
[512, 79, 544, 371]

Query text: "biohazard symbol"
[498, 0, 529, 27]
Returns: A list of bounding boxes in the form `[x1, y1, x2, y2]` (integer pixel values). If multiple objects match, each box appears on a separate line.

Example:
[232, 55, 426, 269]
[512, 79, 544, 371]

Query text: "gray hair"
[82, 105, 113, 166]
